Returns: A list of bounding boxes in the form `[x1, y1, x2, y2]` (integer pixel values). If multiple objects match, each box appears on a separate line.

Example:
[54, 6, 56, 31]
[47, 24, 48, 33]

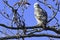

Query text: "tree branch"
[0, 34, 60, 39]
[3, 0, 13, 9]
[0, 24, 60, 34]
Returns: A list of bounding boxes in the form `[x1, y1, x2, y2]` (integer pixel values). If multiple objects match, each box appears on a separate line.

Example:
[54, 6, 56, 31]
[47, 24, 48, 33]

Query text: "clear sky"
[0, 0, 60, 40]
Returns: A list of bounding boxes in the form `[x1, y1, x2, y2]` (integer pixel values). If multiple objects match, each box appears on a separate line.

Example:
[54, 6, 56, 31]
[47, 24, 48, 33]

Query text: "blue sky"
[0, 0, 60, 40]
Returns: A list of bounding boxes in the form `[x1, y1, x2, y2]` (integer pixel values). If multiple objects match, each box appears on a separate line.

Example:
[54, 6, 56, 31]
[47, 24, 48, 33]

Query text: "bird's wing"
[42, 9, 48, 23]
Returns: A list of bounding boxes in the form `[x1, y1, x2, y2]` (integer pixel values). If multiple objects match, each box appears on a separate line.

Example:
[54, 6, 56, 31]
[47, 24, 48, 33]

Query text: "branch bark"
[0, 24, 60, 34]
[0, 34, 60, 40]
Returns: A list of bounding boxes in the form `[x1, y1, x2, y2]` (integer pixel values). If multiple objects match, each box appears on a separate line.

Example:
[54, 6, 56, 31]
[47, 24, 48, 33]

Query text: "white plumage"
[34, 2, 47, 28]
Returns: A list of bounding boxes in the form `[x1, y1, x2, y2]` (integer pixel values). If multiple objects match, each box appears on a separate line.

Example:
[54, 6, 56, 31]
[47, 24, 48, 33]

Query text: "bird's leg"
[41, 24, 46, 29]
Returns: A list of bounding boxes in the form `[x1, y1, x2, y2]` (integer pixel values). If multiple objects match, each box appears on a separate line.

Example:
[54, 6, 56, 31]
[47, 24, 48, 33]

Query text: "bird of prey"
[34, 2, 47, 28]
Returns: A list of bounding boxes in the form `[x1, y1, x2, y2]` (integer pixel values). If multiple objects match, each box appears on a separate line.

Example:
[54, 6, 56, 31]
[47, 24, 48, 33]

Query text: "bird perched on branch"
[34, 2, 47, 28]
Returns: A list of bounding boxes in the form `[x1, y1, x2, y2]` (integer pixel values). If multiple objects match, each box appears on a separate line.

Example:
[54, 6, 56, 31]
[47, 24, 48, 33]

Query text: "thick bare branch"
[0, 24, 60, 34]
[0, 34, 60, 39]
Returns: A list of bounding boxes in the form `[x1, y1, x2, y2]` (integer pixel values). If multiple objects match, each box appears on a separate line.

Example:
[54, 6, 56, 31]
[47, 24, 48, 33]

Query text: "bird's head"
[34, 2, 40, 8]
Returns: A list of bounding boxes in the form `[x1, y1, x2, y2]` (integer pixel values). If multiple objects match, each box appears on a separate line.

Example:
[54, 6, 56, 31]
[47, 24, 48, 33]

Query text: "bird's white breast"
[34, 8, 42, 16]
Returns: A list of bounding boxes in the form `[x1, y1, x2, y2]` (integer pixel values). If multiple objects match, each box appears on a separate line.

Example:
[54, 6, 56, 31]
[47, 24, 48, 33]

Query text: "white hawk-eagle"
[34, 2, 47, 28]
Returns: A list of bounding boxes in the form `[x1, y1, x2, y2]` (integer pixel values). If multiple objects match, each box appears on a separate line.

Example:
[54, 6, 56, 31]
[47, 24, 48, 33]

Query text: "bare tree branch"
[0, 23, 60, 34]
[0, 33, 60, 39]
[3, 0, 13, 9]
[0, 11, 12, 21]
